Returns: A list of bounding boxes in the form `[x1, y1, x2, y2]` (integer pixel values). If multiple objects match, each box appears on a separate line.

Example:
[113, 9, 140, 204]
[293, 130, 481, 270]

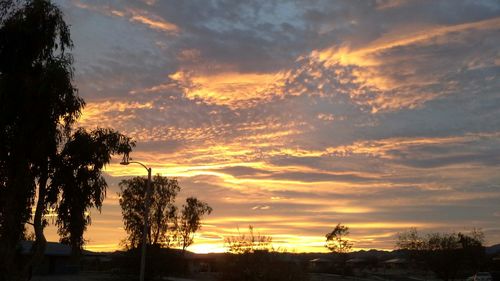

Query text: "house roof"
[346, 258, 366, 263]
[309, 258, 332, 263]
[20, 241, 72, 257]
[384, 258, 407, 264]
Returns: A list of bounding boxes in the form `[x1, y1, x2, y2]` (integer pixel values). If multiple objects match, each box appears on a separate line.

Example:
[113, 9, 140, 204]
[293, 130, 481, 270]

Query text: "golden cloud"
[309, 17, 500, 112]
[130, 14, 179, 33]
[170, 70, 285, 108]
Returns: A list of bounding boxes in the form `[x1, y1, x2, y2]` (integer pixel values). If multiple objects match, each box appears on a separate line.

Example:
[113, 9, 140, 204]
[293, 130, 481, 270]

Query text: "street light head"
[120, 154, 130, 165]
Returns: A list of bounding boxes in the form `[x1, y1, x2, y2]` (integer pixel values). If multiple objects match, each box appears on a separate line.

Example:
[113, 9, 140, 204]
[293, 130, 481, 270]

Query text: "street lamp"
[120, 154, 152, 281]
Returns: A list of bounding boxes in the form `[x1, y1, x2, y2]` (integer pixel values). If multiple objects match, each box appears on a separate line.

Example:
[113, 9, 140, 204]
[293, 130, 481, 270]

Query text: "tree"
[150, 176, 180, 247]
[0, 0, 23, 21]
[396, 228, 486, 281]
[178, 197, 212, 252]
[49, 128, 134, 256]
[396, 227, 425, 251]
[325, 223, 353, 254]
[0, 2, 134, 279]
[119, 175, 180, 249]
[325, 223, 353, 275]
[395, 227, 427, 270]
[225, 225, 273, 254]
[221, 226, 309, 281]
[0, 0, 83, 278]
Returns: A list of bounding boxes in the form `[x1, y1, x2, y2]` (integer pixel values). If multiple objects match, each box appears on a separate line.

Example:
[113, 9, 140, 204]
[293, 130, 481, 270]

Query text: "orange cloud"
[316, 17, 500, 69]
[130, 14, 179, 33]
[170, 71, 284, 108]
[308, 17, 500, 112]
[72, 0, 179, 33]
[78, 100, 154, 128]
[360, 17, 500, 55]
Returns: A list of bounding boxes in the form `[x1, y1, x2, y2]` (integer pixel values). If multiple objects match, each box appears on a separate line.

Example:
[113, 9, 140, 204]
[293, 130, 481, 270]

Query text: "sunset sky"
[44, 0, 500, 253]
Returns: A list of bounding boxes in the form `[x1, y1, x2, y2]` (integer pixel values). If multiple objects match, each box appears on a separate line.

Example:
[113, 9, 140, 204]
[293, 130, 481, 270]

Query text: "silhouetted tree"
[225, 225, 273, 254]
[150, 176, 180, 247]
[178, 197, 212, 252]
[0, 0, 26, 22]
[396, 227, 425, 250]
[325, 223, 353, 275]
[49, 128, 134, 257]
[396, 227, 427, 269]
[0, 0, 83, 278]
[119, 175, 180, 249]
[0, 2, 134, 279]
[326, 223, 353, 254]
[221, 226, 308, 281]
[396, 228, 486, 281]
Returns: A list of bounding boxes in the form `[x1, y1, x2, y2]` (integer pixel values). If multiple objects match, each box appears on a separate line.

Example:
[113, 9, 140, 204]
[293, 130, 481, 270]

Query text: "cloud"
[39, 0, 500, 252]
[169, 70, 284, 108]
[129, 14, 179, 33]
[214, 166, 271, 177]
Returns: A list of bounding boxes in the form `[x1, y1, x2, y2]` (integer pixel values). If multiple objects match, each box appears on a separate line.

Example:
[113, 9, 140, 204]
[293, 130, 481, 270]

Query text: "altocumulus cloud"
[46, 0, 500, 252]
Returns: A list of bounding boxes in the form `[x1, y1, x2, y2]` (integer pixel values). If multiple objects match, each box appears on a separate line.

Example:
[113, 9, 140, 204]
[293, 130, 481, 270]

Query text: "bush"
[219, 250, 309, 281]
[110, 246, 189, 280]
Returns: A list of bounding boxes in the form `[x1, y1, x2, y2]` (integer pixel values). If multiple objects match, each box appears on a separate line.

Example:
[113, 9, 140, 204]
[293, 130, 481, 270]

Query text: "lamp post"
[120, 155, 152, 281]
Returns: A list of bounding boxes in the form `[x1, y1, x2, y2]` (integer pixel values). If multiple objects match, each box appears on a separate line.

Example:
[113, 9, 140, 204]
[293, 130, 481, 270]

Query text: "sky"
[44, 0, 500, 253]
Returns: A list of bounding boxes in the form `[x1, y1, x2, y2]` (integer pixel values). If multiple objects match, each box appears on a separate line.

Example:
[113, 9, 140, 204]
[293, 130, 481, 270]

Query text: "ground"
[31, 272, 447, 281]
[31, 272, 117, 281]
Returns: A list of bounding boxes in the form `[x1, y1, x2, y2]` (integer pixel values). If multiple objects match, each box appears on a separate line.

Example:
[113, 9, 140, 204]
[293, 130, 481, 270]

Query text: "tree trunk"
[0, 151, 34, 281]
[152, 210, 161, 245]
[23, 167, 48, 280]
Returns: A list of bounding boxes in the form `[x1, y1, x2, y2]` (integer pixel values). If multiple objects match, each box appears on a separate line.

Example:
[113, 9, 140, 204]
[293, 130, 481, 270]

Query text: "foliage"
[0, 0, 84, 278]
[0, 0, 24, 22]
[119, 176, 212, 251]
[221, 226, 308, 281]
[396, 228, 486, 281]
[220, 251, 309, 281]
[0, 1, 133, 279]
[110, 247, 189, 279]
[225, 225, 273, 254]
[396, 227, 426, 251]
[325, 223, 353, 254]
[178, 197, 212, 251]
[150, 176, 180, 247]
[119, 175, 180, 249]
[49, 128, 134, 254]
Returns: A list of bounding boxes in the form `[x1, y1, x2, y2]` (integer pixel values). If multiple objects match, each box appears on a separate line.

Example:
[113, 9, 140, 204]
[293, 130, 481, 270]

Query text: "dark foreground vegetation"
[76, 226, 499, 281]
[49, 225, 493, 281]
[77, 241, 500, 281]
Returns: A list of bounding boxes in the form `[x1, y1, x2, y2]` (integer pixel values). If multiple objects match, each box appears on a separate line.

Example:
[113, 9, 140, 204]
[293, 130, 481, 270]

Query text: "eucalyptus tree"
[0, 0, 83, 277]
[178, 197, 212, 252]
[49, 128, 134, 256]
[119, 178, 212, 252]
[119, 175, 180, 249]
[0, 1, 134, 279]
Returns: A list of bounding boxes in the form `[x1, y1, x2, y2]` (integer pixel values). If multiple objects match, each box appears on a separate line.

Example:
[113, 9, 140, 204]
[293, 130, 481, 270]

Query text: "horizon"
[39, 0, 500, 254]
